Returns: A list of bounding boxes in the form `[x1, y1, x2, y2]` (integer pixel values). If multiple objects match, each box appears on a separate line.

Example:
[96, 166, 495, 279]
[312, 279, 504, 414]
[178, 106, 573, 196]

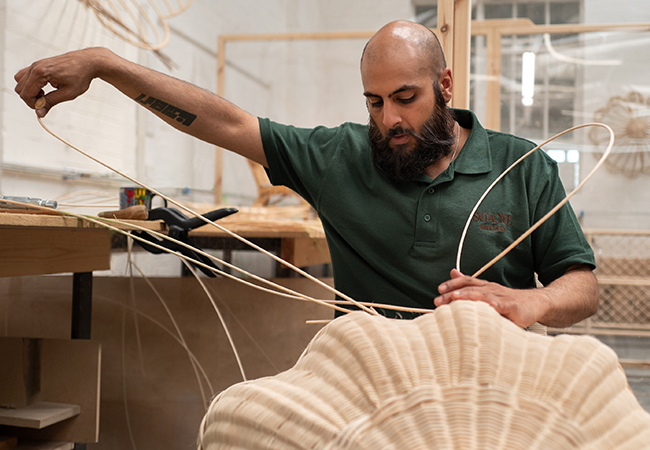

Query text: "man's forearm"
[537, 266, 599, 328]
[15, 47, 267, 166]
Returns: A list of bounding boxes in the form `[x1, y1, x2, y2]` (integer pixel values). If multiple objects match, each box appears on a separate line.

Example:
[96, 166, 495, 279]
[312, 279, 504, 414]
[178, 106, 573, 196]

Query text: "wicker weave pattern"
[199, 301, 650, 449]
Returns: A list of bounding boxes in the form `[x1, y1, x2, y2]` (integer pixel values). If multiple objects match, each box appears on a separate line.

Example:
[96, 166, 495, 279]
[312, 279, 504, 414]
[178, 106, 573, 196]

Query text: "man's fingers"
[450, 268, 464, 279]
[14, 67, 28, 83]
[15, 68, 49, 108]
[438, 273, 485, 295]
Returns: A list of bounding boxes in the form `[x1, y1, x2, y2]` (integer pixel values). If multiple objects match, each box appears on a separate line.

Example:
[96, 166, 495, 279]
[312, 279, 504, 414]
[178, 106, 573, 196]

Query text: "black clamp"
[133, 207, 238, 277]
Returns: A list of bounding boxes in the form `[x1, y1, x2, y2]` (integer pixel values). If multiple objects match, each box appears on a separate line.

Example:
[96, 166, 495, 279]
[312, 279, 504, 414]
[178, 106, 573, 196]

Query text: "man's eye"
[399, 96, 415, 104]
[370, 100, 383, 108]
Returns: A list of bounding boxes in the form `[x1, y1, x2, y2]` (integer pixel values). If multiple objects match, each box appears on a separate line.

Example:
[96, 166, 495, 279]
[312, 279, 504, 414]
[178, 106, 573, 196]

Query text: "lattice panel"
[583, 231, 650, 327]
[593, 284, 650, 325]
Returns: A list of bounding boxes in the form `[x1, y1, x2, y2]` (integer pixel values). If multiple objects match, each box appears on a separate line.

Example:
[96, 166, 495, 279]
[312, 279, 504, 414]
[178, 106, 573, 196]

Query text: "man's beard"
[368, 87, 456, 181]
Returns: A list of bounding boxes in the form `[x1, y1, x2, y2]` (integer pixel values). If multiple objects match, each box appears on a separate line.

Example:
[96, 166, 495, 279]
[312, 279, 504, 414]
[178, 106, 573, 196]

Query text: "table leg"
[71, 272, 93, 340]
[72, 272, 93, 450]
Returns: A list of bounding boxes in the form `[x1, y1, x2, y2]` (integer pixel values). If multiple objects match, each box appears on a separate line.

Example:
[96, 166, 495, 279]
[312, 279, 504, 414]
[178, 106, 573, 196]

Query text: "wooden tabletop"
[0, 208, 330, 276]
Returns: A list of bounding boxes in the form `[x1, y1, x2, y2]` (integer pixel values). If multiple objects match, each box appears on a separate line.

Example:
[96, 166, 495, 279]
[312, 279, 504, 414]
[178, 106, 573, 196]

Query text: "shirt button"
[428, 188, 435, 194]
[424, 214, 431, 222]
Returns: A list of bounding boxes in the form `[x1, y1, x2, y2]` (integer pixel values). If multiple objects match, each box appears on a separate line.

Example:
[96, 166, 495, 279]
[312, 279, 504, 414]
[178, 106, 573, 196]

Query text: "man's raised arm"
[14, 47, 267, 167]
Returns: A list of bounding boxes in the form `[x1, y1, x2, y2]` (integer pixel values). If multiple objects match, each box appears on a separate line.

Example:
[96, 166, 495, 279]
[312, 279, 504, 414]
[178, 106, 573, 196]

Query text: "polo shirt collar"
[411, 109, 492, 184]
[451, 108, 492, 175]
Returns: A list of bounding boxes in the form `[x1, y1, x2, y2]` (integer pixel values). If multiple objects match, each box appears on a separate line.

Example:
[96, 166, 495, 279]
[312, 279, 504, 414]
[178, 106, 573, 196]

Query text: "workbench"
[0, 208, 331, 277]
[0, 212, 109, 450]
[0, 209, 330, 336]
[0, 209, 329, 449]
[108, 207, 331, 276]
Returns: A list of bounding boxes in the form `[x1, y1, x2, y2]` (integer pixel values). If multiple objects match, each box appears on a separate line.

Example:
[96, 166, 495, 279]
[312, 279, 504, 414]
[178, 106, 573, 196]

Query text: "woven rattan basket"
[198, 300, 650, 449]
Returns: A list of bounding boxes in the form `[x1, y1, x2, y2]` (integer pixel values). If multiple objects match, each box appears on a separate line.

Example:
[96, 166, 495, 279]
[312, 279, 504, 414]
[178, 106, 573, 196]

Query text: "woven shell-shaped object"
[199, 301, 650, 449]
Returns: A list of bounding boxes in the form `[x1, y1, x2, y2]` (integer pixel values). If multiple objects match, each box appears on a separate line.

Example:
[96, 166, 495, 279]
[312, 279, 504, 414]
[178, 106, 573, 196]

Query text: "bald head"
[361, 21, 447, 81]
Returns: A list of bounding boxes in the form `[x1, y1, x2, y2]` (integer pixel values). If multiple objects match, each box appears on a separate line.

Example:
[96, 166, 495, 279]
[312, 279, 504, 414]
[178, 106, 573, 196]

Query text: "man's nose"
[382, 102, 402, 130]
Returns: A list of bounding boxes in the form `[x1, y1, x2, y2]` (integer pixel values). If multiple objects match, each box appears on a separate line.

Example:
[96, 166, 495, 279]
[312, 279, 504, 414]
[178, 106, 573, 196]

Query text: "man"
[14, 21, 598, 328]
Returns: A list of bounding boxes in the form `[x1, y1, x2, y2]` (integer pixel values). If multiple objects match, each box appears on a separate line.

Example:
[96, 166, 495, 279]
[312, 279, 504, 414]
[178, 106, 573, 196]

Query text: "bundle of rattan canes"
[198, 300, 650, 449]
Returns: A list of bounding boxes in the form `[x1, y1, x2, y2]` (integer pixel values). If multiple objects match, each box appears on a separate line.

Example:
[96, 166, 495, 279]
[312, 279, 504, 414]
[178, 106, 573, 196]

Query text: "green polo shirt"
[260, 109, 595, 317]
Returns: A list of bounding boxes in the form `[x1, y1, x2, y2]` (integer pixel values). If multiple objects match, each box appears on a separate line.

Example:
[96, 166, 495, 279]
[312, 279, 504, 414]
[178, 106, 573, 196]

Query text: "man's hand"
[434, 266, 598, 329]
[14, 48, 109, 117]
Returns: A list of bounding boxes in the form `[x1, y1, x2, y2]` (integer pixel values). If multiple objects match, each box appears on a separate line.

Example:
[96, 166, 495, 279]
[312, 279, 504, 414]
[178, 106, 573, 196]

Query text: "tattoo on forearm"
[134, 94, 197, 126]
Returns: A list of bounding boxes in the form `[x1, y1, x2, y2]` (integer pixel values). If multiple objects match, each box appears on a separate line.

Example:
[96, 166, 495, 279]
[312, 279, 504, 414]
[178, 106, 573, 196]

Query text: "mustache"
[380, 126, 419, 144]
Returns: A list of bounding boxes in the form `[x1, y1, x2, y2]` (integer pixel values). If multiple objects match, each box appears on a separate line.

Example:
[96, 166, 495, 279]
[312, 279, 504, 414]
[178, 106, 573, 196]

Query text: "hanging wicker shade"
[81, 0, 193, 51]
[198, 301, 650, 449]
[590, 91, 650, 177]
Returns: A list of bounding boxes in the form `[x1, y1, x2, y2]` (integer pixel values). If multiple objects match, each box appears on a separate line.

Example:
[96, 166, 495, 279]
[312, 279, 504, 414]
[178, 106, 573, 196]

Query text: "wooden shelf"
[0, 403, 79, 430]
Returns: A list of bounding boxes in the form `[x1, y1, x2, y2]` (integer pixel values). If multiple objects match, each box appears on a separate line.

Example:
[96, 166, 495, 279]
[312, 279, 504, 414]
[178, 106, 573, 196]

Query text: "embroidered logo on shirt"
[472, 212, 512, 232]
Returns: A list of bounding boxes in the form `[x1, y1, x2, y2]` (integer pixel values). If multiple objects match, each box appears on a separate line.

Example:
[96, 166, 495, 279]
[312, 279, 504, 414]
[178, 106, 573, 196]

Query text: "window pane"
[484, 4, 514, 20]
[551, 1, 580, 24]
[517, 2, 547, 25]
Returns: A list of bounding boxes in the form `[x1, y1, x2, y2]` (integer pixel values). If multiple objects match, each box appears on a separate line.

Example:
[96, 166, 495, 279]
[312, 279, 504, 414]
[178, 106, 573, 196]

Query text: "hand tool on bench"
[133, 206, 238, 277]
[99, 204, 149, 220]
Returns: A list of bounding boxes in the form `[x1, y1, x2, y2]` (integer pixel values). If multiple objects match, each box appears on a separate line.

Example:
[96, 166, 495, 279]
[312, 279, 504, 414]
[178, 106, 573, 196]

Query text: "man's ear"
[439, 67, 453, 104]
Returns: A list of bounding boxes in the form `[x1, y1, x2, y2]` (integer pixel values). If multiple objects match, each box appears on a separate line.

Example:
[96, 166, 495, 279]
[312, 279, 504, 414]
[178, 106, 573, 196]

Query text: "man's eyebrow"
[363, 84, 419, 99]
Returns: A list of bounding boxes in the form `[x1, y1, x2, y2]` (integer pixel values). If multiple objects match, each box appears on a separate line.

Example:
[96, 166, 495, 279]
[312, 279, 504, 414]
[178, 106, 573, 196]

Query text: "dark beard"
[368, 86, 456, 181]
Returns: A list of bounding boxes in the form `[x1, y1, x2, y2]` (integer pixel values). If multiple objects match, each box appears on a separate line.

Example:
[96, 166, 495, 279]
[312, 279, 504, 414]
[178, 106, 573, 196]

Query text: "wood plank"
[0, 209, 60, 217]
[0, 228, 110, 277]
[0, 403, 79, 429]
[471, 19, 650, 36]
[484, 28, 502, 131]
[0, 213, 102, 229]
[191, 218, 325, 239]
[452, 0, 471, 109]
[583, 229, 650, 236]
[281, 238, 331, 267]
[550, 327, 650, 338]
[438, 0, 455, 71]
[220, 30, 375, 43]
[215, 35, 226, 205]
[619, 359, 650, 370]
[597, 277, 650, 287]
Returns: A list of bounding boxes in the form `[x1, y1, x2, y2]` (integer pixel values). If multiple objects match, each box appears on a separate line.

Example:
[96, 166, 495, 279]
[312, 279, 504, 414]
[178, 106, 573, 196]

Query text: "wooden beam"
[438, 0, 455, 73]
[620, 359, 650, 370]
[214, 36, 227, 205]
[281, 238, 331, 268]
[219, 31, 374, 43]
[452, 0, 472, 109]
[597, 277, 650, 287]
[471, 19, 650, 36]
[583, 229, 650, 236]
[484, 28, 502, 131]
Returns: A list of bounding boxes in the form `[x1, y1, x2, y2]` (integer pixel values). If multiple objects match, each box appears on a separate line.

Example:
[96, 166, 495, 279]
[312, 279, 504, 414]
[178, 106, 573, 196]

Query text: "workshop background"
[1, 1, 650, 449]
